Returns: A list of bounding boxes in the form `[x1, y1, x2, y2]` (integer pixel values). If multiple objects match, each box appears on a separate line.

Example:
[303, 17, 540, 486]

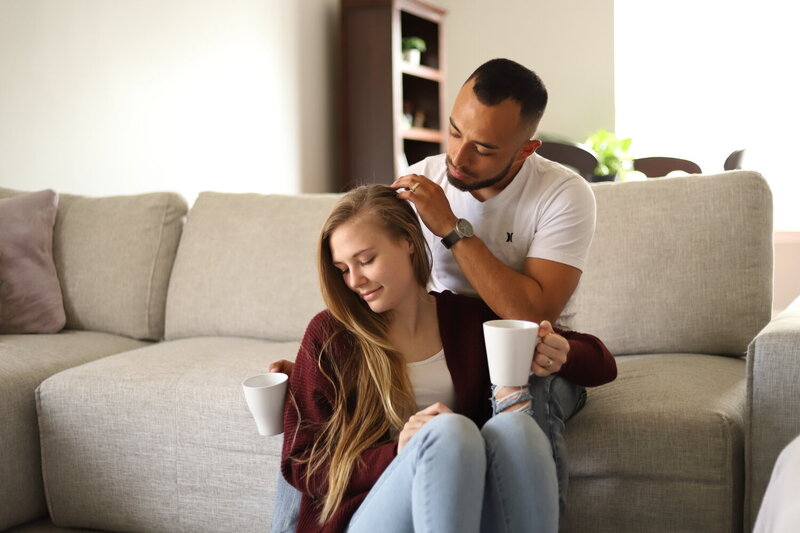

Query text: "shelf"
[401, 63, 442, 82]
[340, 0, 446, 188]
[402, 127, 442, 143]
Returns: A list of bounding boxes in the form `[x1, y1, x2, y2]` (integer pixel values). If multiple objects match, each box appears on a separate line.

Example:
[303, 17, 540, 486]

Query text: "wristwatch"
[441, 218, 474, 249]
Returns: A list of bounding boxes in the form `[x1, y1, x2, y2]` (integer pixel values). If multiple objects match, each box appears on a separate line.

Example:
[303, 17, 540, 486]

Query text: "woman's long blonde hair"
[299, 184, 432, 523]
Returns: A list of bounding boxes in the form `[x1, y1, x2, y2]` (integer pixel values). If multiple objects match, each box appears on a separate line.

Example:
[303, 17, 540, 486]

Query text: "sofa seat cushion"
[0, 331, 149, 531]
[37, 336, 299, 533]
[6, 518, 96, 532]
[563, 353, 745, 533]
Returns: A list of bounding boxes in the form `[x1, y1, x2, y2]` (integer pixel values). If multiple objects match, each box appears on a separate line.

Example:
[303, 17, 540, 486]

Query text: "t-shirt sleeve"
[527, 177, 596, 271]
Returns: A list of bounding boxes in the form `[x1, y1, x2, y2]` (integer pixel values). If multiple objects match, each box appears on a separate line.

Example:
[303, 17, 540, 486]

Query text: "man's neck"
[470, 159, 526, 202]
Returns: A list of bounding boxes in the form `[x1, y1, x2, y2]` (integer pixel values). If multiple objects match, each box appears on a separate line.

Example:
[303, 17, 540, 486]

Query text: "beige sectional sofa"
[1, 171, 798, 533]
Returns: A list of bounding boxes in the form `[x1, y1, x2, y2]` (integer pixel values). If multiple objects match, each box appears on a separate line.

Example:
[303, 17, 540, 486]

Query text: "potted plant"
[584, 129, 632, 182]
[402, 36, 427, 66]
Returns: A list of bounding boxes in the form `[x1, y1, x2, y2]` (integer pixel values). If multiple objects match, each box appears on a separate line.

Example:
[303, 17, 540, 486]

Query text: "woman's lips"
[361, 287, 382, 301]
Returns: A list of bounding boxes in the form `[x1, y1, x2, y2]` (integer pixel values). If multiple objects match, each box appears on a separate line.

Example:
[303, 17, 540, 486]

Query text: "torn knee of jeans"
[492, 385, 533, 414]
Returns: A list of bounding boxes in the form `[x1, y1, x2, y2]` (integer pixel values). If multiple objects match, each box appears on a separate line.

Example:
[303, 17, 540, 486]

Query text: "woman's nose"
[347, 268, 366, 289]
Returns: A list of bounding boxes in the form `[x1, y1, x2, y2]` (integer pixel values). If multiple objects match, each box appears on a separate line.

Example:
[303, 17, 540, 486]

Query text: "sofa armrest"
[745, 295, 800, 531]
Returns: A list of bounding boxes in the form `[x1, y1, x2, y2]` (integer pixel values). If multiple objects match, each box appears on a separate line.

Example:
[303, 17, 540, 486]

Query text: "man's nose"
[452, 143, 471, 168]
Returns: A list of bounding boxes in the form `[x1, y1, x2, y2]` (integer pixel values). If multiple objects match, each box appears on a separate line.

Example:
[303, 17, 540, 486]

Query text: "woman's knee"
[417, 413, 484, 461]
[482, 412, 551, 457]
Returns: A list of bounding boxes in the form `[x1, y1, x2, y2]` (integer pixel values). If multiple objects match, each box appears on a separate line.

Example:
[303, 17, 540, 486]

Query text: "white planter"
[403, 49, 421, 66]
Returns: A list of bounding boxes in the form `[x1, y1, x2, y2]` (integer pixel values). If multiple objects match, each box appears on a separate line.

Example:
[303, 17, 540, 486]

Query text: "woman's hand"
[268, 359, 295, 376]
[530, 320, 569, 377]
[398, 402, 453, 453]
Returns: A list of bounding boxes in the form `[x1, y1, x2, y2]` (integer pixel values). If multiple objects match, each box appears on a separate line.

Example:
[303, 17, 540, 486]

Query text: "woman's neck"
[386, 290, 441, 363]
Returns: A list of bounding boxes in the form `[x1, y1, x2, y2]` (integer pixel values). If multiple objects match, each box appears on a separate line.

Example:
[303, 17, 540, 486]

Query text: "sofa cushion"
[37, 337, 298, 533]
[0, 331, 149, 531]
[0, 190, 65, 334]
[563, 353, 745, 533]
[572, 171, 773, 357]
[0, 188, 188, 341]
[165, 192, 341, 342]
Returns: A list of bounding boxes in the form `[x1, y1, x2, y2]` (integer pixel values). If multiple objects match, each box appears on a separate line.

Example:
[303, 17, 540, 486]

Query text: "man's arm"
[451, 237, 580, 323]
[394, 173, 584, 323]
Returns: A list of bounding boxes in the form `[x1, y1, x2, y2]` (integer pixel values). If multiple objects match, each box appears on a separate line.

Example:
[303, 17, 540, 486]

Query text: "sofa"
[1, 171, 797, 533]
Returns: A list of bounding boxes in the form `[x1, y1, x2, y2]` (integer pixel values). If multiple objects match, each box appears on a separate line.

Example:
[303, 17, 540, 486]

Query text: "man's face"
[446, 79, 530, 193]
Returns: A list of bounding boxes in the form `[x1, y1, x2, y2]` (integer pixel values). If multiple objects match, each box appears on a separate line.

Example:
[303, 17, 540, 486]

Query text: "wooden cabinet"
[340, 0, 446, 190]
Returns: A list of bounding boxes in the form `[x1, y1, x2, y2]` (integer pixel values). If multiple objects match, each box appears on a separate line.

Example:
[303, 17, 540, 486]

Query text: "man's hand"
[392, 174, 458, 237]
[530, 320, 569, 377]
[268, 359, 294, 376]
[398, 402, 453, 453]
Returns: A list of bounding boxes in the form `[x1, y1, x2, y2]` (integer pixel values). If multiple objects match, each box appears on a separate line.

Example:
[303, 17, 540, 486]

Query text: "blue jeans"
[347, 412, 557, 532]
[270, 375, 585, 532]
[527, 374, 586, 514]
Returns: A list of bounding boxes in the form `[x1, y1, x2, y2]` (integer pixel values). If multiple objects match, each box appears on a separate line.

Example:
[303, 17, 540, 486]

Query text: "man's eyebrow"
[449, 117, 499, 150]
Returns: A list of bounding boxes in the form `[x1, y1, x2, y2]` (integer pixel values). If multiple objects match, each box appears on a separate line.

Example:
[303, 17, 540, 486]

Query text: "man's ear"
[516, 139, 542, 162]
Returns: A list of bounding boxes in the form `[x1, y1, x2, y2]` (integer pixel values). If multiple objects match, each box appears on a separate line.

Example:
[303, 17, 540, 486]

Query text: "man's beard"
[446, 155, 516, 192]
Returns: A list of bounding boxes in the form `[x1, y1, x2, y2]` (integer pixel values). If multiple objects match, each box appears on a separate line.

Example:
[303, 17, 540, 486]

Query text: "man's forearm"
[450, 236, 557, 323]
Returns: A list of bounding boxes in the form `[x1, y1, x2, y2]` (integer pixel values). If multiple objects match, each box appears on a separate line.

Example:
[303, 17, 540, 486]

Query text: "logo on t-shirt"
[506, 232, 513, 243]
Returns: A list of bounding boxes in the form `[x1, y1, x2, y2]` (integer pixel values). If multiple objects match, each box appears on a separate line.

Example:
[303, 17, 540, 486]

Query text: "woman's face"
[329, 214, 418, 314]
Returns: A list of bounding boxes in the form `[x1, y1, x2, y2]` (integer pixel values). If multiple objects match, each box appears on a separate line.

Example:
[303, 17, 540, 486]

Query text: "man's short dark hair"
[467, 58, 548, 129]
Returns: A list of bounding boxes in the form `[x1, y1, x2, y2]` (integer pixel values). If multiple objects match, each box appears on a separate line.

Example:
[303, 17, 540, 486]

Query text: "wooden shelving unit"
[340, 0, 446, 189]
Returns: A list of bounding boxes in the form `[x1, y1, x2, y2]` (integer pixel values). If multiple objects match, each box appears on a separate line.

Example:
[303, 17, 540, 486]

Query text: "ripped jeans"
[270, 374, 586, 532]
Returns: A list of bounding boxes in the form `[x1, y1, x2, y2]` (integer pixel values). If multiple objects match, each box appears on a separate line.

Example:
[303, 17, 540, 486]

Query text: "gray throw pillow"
[0, 189, 66, 333]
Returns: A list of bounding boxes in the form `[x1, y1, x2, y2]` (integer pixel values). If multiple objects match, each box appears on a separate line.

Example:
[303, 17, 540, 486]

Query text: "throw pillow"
[0, 189, 66, 333]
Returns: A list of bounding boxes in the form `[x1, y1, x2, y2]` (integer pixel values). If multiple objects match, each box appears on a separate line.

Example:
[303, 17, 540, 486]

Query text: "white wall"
[0, 0, 338, 205]
[437, 0, 615, 142]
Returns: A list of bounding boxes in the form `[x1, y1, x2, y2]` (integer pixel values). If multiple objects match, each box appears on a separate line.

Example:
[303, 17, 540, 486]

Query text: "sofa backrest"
[164, 192, 341, 342]
[0, 188, 187, 341]
[570, 171, 773, 357]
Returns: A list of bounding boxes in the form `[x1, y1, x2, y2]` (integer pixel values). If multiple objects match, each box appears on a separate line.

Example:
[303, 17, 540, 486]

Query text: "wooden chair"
[536, 140, 598, 181]
[724, 149, 745, 170]
[633, 157, 702, 178]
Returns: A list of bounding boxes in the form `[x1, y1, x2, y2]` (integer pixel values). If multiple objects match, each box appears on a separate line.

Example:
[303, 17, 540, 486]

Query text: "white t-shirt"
[406, 348, 458, 412]
[406, 153, 596, 328]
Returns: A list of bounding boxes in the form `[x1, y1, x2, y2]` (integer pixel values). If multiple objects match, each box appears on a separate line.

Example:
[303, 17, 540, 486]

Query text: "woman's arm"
[556, 328, 617, 387]
[281, 312, 397, 499]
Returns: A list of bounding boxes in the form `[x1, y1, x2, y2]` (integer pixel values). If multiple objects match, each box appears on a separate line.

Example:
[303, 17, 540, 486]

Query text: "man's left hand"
[393, 174, 458, 237]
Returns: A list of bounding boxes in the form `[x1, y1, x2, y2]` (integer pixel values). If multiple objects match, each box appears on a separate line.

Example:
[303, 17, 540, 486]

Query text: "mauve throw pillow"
[0, 189, 66, 333]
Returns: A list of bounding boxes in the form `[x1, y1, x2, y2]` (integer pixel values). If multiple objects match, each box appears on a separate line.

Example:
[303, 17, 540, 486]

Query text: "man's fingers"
[392, 174, 428, 190]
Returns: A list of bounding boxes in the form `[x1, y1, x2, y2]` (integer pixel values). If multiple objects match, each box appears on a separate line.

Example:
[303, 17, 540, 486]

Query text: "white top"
[406, 348, 457, 412]
[406, 153, 597, 328]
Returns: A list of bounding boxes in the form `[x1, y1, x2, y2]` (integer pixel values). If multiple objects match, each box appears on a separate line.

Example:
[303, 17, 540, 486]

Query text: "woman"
[281, 184, 616, 533]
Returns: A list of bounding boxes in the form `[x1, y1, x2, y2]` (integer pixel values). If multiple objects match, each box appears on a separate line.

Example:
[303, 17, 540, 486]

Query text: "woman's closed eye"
[359, 256, 375, 266]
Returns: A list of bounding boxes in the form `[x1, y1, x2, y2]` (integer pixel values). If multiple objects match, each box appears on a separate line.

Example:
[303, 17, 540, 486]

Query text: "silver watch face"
[456, 218, 474, 237]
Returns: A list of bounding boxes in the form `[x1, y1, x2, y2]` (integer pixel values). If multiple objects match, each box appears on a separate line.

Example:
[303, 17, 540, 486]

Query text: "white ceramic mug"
[242, 373, 288, 436]
[483, 319, 540, 386]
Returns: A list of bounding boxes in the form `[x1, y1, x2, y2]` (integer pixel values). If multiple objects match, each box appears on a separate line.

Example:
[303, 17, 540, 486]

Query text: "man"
[271, 58, 596, 532]
[394, 58, 594, 328]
